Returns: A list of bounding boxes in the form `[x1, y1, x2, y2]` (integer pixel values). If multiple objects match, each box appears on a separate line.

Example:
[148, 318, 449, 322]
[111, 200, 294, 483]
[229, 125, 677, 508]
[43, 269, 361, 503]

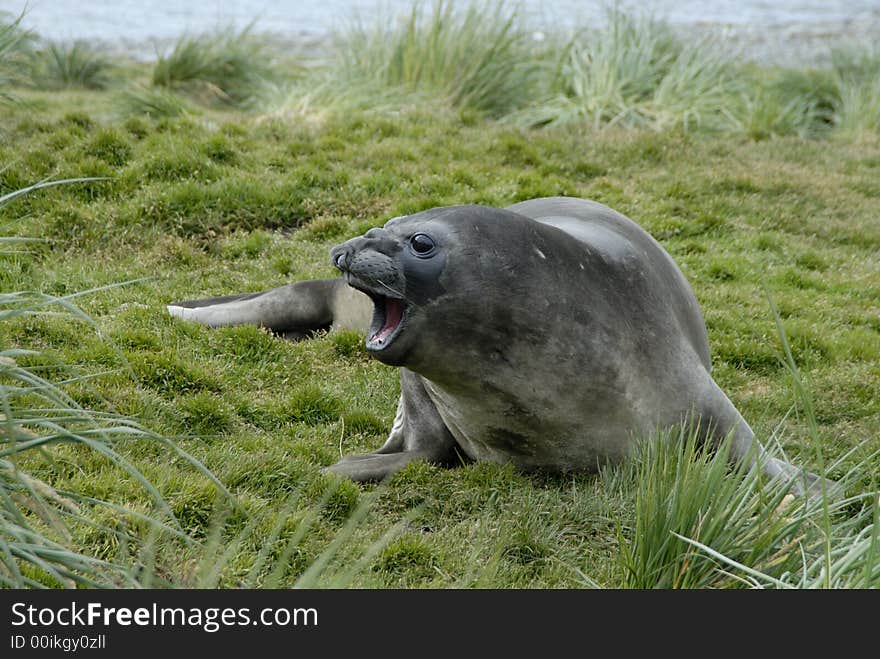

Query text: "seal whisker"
[378, 280, 413, 305]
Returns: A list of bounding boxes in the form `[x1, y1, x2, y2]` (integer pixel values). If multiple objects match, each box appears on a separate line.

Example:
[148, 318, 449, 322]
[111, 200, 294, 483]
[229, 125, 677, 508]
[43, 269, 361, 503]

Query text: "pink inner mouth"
[371, 297, 403, 345]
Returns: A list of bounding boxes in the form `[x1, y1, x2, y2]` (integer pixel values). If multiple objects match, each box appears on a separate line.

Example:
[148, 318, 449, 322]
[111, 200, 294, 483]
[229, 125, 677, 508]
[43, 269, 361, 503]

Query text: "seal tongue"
[373, 297, 403, 344]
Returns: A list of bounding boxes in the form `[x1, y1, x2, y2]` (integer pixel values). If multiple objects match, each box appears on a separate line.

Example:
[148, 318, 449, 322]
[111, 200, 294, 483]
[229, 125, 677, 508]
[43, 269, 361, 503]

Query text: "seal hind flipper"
[694, 376, 839, 499]
[763, 456, 842, 500]
[167, 278, 372, 339]
[170, 291, 266, 309]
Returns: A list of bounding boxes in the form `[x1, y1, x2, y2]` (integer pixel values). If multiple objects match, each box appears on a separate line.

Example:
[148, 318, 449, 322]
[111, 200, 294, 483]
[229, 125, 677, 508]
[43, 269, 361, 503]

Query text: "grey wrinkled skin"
[169, 196, 831, 496]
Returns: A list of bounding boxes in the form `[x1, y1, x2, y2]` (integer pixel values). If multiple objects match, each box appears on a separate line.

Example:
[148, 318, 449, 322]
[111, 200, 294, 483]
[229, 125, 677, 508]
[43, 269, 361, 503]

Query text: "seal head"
[329, 207, 477, 367]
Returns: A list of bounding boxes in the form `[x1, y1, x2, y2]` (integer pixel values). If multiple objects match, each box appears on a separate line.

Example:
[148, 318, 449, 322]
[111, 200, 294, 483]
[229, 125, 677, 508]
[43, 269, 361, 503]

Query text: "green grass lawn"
[1, 82, 878, 587]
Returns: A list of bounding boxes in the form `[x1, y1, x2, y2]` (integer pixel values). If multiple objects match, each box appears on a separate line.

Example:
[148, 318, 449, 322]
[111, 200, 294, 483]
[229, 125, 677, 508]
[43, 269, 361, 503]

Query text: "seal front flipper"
[167, 278, 372, 339]
[326, 369, 461, 482]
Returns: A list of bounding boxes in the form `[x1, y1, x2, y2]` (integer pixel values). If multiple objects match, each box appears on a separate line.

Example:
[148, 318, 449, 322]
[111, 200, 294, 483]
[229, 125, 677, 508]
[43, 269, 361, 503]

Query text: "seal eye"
[409, 233, 436, 256]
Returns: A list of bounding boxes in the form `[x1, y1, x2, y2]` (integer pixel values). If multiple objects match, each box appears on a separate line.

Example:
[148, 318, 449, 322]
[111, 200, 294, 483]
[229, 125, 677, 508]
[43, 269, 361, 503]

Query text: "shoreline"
[12, 14, 880, 68]
[699, 16, 880, 67]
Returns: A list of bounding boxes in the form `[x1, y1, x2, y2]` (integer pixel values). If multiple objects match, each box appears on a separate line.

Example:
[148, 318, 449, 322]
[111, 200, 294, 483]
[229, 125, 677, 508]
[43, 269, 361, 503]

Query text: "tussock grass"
[729, 44, 880, 142]
[0, 180, 202, 586]
[517, 9, 736, 132]
[115, 85, 196, 120]
[152, 27, 276, 108]
[0, 291, 204, 586]
[830, 44, 880, 142]
[1, 347, 402, 589]
[0, 11, 35, 102]
[287, 0, 543, 119]
[611, 426, 877, 588]
[5, 4, 878, 144]
[1, 339, 202, 588]
[728, 85, 820, 141]
[282, 3, 878, 142]
[31, 40, 113, 91]
[833, 78, 880, 142]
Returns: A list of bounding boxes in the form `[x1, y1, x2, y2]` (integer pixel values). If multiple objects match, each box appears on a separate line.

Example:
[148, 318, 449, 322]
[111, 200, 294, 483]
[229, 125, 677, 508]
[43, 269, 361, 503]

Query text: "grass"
[262, 1, 880, 142]
[151, 26, 277, 108]
[3, 3, 879, 143]
[0, 11, 35, 102]
[516, 9, 724, 130]
[0, 181, 196, 587]
[266, 0, 544, 123]
[612, 316, 879, 590]
[0, 2, 877, 588]
[30, 41, 114, 91]
[513, 6, 878, 139]
[611, 428, 877, 589]
[0, 180, 415, 588]
[326, 0, 542, 118]
[1, 86, 878, 587]
[830, 45, 880, 142]
[727, 80, 819, 141]
[0, 274, 408, 589]
[116, 85, 197, 120]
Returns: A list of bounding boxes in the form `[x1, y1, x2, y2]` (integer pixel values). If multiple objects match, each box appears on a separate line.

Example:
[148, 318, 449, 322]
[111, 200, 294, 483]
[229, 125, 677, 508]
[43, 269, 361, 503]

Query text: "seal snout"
[332, 250, 347, 271]
[330, 232, 410, 355]
[330, 228, 397, 274]
[330, 242, 352, 273]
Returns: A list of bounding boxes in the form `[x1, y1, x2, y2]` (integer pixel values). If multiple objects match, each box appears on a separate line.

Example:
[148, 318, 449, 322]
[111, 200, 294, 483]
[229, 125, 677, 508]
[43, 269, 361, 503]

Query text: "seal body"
[170, 197, 825, 492]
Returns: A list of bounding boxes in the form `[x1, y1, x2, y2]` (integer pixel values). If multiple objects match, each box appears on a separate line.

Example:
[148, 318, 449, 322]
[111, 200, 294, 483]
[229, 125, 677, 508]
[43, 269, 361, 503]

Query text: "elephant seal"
[169, 196, 827, 494]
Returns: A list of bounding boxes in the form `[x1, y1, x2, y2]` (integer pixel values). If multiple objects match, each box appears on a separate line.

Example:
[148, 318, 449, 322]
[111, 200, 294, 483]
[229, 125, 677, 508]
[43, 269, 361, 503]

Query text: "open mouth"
[365, 293, 407, 351]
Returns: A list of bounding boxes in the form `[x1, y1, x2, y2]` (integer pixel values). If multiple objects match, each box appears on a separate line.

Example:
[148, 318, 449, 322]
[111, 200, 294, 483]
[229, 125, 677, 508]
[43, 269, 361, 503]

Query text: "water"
[2, 0, 879, 64]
